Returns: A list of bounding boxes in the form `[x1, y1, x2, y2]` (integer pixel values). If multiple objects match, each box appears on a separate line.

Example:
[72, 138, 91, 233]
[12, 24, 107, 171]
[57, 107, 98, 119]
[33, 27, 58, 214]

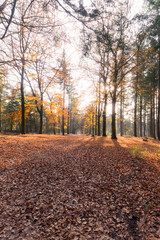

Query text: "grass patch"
[130, 145, 145, 157]
[130, 143, 160, 161]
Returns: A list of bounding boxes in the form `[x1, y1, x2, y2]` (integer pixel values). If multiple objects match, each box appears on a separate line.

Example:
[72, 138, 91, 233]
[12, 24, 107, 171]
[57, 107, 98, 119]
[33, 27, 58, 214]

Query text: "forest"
[0, 0, 159, 139]
[0, 0, 160, 240]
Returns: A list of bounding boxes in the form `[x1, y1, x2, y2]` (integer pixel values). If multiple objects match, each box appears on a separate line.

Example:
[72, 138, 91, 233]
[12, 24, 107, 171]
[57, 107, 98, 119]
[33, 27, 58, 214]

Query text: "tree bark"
[111, 67, 117, 140]
[143, 105, 146, 137]
[150, 97, 153, 137]
[62, 81, 65, 135]
[58, 115, 61, 134]
[72, 118, 75, 134]
[39, 103, 43, 134]
[134, 91, 138, 137]
[98, 111, 101, 136]
[53, 123, 56, 135]
[70, 107, 72, 133]
[95, 105, 98, 135]
[21, 58, 25, 134]
[102, 93, 107, 136]
[120, 91, 123, 136]
[26, 117, 29, 133]
[157, 50, 160, 140]
[140, 95, 143, 137]
[92, 111, 95, 136]
[111, 91, 117, 139]
[62, 112, 64, 135]
[98, 78, 101, 136]
[153, 95, 156, 139]
[0, 95, 2, 132]
[67, 107, 70, 134]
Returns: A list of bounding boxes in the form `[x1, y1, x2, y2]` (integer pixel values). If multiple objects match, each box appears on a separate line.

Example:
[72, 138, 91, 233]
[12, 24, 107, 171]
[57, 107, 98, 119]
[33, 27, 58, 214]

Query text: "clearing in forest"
[0, 135, 160, 240]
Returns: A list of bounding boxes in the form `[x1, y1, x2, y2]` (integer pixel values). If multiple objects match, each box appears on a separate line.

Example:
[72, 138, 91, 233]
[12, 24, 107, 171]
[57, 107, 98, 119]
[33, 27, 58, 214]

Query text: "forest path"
[0, 135, 160, 240]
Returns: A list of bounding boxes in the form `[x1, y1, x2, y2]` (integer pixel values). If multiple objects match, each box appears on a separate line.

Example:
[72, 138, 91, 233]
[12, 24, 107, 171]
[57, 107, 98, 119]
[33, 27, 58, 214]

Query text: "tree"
[132, 34, 146, 137]
[26, 40, 61, 134]
[4, 88, 21, 132]
[133, 0, 160, 139]
[146, 0, 160, 139]
[97, 42, 108, 137]
[5, 0, 57, 134]
[0, 66, 8, 132]
[0, 0, 18, 40]
[82, 103, 96, 135]
[6, 0, 41, 134]
[65, 0, 134, 139]
[95, 4, 133, 139]
[57, 52, 71, 135]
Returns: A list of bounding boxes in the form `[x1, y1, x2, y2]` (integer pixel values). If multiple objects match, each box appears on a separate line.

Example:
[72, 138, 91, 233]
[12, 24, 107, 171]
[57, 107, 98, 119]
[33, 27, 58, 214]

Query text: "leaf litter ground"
[0, 135, 160, 240]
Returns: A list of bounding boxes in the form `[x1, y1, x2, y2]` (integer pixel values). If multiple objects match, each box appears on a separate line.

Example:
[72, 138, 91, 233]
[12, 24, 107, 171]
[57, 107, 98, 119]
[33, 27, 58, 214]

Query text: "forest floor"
[0, 134, 160, 240]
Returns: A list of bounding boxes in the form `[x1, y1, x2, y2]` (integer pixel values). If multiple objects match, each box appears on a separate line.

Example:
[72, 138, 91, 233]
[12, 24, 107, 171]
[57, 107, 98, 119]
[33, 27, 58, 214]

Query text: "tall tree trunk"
[95, 106, 98, 136]
[62, 81, 65, 135]
[102, 93, 107, 136]
[143, 106, 146, 137]
[134, 91, 138, 137]
[58, 115, 61, 134]
[0, 95, 2, 133]
[39, 95, 43, 134]
[72, 117, 75, 134]
[157, 51, 160, 140]
[92, 111, 95, 136]
[20, 14, 26, 135]
[62, 112, 64, 135]
[98, 109, 101, 136]
[134, 47, 140, 137]
[70, 107, 72, 133]
[67, 107, 70, 134]
[10, 122, 13, 132]
[155, 90, 158, 138]
[98, 78, 101, 136]
[111, 90, 117, 139]
[150, 96, 153, 137]
[26, 117, 29, 133]
[120, 91, 123, 136]
[53, 123, 56, 135]
[153, 95, 156, 139]
[111, 68, 117, 140]
[39, 109, 43, 134]
[21, 58, 25, 134]
[140, 95, 143, 137]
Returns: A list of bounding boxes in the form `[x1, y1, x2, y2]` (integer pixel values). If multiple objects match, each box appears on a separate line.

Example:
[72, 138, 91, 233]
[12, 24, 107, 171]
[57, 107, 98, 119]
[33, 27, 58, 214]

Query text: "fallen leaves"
[0, 134, 159, 239]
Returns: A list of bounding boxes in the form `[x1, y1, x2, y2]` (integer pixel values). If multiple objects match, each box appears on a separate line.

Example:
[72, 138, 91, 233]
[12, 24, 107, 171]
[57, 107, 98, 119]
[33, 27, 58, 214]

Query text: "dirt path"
[0, 135, 160, 240]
